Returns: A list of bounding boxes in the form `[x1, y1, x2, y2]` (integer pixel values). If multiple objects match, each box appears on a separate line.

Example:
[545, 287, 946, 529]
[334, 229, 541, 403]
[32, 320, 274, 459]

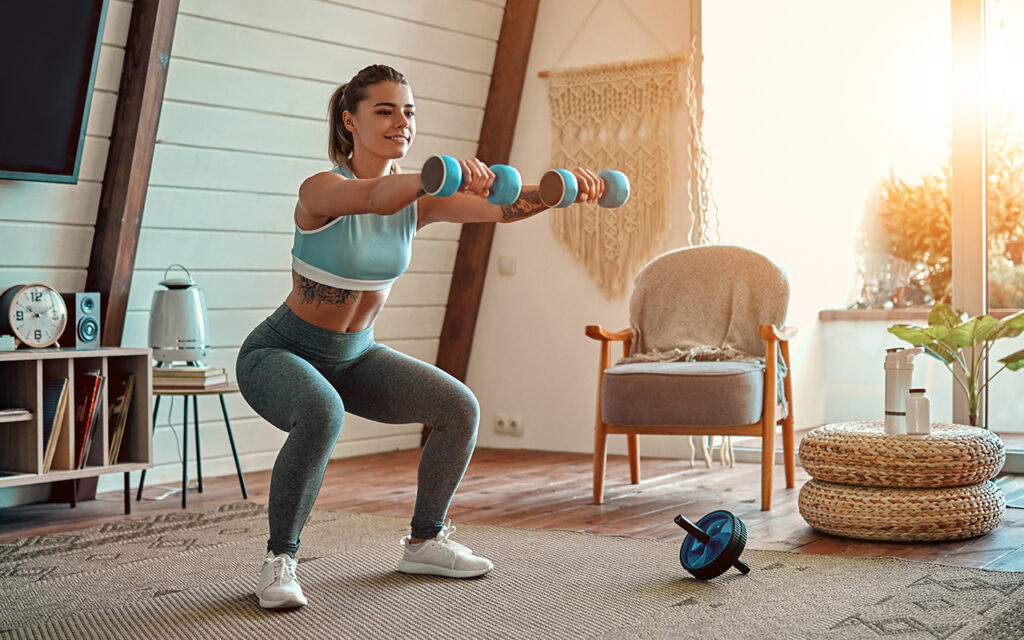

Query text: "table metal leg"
[70, 479, 77, 508]
[124, 472, 131, 514]
[182, 395, 189, 509]
[193, 395, 203, 493]
[219, 393, 248, 499]
[192, 395, 202, 493]
[137, 395, 162, 501]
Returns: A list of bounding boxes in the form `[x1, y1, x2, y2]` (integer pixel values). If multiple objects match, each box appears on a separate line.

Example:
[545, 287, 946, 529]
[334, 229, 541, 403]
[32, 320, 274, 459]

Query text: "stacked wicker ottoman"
[798, 421, 1006, 541]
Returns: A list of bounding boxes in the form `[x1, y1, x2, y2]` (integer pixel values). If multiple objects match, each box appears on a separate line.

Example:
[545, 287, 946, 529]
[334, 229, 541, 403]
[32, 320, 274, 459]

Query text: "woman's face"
[344, 81, 416, 162]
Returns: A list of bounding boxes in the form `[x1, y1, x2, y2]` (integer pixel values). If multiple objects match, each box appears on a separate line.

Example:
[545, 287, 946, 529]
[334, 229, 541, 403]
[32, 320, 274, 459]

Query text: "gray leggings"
[235, 305, 479, 557]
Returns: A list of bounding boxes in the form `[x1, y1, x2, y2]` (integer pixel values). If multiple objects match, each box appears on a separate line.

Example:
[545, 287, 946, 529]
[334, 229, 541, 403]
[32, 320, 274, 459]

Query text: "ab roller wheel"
[421, 155, 522, 206]
[540, 168, 630, 208]
[674, 511, 750, 580]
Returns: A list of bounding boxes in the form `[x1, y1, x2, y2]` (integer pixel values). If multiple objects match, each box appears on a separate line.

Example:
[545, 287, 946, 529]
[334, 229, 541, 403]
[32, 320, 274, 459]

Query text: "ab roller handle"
[421, 155, 522, 206]
[540, 168, 630, 209]
[674, 512, 751, 580]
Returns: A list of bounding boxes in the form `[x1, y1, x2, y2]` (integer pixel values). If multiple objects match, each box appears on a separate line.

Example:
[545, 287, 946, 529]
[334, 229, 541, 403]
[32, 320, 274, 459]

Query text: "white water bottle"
[906, 388, 931, 435]
[884, 347, 923, 434]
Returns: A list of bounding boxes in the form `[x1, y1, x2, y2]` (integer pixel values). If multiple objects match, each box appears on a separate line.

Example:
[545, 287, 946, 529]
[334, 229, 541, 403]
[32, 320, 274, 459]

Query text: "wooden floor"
[1, 448, 1022, 571]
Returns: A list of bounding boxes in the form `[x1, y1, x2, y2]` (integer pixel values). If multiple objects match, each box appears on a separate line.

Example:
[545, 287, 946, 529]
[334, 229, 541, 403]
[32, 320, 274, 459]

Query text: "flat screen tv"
[0, 0, 109, 184]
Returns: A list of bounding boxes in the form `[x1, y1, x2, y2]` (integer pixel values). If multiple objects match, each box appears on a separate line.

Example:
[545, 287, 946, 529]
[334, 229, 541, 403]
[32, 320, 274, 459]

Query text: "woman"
[236, 64, 604, 609]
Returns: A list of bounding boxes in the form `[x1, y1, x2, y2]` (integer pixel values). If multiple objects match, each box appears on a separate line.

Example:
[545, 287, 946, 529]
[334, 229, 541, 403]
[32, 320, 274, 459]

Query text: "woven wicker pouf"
[798, 421, 1007, 541]
[799, 479, 1006, 541]
[799, 421, 1005, 487]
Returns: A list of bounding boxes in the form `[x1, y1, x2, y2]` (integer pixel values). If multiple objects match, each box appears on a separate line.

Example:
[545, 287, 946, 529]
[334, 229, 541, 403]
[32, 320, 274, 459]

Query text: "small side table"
[137, 383, 248, 509]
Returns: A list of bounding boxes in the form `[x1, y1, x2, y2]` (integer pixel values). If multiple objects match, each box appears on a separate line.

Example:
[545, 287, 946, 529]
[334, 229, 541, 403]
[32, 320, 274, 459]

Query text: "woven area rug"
[1, 502, 1021, 640]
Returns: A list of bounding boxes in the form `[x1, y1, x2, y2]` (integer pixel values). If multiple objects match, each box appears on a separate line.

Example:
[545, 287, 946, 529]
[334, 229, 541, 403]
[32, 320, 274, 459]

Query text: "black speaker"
[61, 292, 101, 349]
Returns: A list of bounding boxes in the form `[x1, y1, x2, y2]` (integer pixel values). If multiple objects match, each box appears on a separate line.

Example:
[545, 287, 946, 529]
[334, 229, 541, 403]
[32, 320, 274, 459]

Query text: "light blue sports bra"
[291, 165, 418, 291]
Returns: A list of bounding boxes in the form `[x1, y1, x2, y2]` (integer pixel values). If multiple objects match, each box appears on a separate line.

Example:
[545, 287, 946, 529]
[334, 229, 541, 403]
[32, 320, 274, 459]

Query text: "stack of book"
[107, 372, 135, 465]
[152, 364, 228, 390]
[73, 370, 105, 469]
[41, 377, 69, 473]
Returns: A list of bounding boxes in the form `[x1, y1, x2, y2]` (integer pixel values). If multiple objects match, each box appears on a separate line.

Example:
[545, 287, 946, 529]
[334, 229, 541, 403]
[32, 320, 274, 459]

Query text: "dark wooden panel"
[86, 0, 180, 347]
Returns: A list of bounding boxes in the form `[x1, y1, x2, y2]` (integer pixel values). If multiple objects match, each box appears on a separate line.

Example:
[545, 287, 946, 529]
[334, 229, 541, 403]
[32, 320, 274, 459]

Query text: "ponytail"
[327, 65, 410, 169]
[328, 83, 353, 168]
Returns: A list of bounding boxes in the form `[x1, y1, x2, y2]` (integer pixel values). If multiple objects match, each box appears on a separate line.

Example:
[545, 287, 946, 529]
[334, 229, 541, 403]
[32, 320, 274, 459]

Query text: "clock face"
[7, 284, 67, 348]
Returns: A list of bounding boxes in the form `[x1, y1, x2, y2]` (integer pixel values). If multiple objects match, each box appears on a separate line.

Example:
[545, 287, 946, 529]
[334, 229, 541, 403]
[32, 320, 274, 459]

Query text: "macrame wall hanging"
[546, 55, 684, 300]
[685, 34, 719, 247]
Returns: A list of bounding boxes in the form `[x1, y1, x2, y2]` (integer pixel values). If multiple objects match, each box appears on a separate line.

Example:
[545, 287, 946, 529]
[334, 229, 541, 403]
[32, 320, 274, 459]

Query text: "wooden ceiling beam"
[87, 0, 179, 346]
[434, 0, 541, 381]
[426, 0, 540, 445]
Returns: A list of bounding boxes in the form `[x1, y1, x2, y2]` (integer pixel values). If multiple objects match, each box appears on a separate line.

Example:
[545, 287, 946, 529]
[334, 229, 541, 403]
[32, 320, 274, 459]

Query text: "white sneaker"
[255, 551, 308, 609]
[397, 521, 493, 578]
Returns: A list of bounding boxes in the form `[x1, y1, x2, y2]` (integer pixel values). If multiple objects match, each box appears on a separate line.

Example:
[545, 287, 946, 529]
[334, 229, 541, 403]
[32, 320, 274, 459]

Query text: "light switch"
[498, 255, 516, 276]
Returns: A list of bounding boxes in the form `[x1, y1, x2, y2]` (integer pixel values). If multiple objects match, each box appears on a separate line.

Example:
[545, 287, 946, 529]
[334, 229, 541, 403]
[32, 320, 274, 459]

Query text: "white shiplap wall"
[0, 0, 506, 500]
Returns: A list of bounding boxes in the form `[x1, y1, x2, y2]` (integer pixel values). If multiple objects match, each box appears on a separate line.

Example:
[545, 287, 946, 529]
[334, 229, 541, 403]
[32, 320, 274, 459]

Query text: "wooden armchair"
[585, 246, 797, 510]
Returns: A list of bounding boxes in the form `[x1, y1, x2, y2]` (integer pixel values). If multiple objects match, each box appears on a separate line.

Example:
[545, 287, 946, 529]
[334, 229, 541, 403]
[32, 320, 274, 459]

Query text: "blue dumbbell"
[539, 168, 631, 208]
[420, 155, 522, 206]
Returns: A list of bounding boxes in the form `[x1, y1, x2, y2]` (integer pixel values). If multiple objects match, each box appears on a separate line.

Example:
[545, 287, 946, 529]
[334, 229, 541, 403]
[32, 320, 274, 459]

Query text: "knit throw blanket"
[619, 344, 757, 366]
[546, 56, 683, 300]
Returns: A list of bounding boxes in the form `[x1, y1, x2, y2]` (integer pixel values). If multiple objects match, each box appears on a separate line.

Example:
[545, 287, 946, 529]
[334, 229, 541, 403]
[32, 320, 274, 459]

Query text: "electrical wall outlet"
[506, 414, 524, 436]
[493, 414, 524, 437]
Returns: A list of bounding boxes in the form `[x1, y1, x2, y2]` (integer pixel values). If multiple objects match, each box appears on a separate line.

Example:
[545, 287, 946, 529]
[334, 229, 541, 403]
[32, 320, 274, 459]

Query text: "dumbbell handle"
[674, 515, 750, 575]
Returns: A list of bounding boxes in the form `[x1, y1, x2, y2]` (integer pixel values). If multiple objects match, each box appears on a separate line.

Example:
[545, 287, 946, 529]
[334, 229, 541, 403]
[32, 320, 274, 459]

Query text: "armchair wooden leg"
[627, 433, 640, 484]
[761, 332, 779, 510]
[761, 423, 775, 510]
[782, 414, 795, 489]
[594, 423, 608, 505]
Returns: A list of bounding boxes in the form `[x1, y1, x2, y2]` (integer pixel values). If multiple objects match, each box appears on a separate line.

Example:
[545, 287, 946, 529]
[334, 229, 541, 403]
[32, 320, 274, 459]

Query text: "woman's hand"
[458, 158, 495, 198]
[571, 167, 604, 204]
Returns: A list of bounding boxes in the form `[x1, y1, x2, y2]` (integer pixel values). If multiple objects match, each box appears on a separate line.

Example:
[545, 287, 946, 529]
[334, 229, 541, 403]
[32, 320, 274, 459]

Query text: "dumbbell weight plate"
[421, 155, 462, 198]
[679, 510, 747, 580]
[540, 169, 578, 208]
[597, 170, 630, 208]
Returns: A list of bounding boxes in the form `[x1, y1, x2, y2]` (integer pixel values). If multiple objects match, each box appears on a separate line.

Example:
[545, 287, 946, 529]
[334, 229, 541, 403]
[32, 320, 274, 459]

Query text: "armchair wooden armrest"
[585, 325, 633, 342]
[757, 325, 798, 341]
[586, 325, 633, 369]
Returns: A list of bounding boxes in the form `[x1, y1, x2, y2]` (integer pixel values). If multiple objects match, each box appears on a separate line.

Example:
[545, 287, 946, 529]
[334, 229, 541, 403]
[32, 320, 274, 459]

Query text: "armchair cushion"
[601, 361, 787, 427]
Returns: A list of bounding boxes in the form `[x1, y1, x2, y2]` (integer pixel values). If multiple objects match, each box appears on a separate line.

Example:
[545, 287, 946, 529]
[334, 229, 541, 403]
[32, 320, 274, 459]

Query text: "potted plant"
[889, 303, 1024, 427]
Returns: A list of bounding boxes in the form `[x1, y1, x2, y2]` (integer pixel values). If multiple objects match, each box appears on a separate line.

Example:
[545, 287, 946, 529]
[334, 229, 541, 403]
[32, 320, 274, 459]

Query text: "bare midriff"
[283, 271, 390, 333]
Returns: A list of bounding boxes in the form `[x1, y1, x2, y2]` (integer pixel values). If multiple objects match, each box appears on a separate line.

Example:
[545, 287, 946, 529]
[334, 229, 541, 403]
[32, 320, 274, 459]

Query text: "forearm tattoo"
[296, 274, 361, 307]
[500, 189, 547, 221]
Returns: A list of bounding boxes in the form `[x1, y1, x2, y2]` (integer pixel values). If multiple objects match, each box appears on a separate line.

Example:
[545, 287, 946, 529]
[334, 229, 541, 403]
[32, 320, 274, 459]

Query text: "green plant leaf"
[998, 347, 1024, 371]
[946, 316, 999, 348]
[928, 303, 963, 329]
[989, 310, 1024, 341]
[888, 324, 934, 346]
[923, 342, 958, 365]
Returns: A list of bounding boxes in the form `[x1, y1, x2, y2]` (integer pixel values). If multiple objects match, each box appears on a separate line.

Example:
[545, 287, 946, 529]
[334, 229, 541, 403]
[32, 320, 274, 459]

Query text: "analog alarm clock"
[0, 284, 68, 348]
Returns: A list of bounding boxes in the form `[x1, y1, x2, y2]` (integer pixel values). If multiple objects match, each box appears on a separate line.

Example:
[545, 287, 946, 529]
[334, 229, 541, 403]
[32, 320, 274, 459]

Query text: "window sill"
[819, 308, 1020, 322]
